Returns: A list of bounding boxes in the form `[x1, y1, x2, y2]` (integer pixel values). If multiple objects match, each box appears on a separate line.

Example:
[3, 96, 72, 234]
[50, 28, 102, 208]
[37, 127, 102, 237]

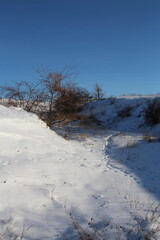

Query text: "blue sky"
[0, 0, 160, 96]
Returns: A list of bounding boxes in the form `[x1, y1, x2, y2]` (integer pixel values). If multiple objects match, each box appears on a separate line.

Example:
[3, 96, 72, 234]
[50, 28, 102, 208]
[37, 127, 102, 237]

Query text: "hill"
[0, 96, 160, 239]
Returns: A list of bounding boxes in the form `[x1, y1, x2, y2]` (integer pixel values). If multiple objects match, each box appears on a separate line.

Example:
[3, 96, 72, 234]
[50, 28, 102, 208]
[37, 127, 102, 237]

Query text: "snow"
[0, 97, 160, 239]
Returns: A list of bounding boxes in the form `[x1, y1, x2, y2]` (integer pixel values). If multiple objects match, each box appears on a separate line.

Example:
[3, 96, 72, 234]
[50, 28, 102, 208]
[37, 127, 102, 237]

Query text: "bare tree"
[36, 67, 75, 126]
[0, 81, 44, 112]
[93, 83, 105, 100]
[37, 70, 91, 125]
[0, 66, 91, 127]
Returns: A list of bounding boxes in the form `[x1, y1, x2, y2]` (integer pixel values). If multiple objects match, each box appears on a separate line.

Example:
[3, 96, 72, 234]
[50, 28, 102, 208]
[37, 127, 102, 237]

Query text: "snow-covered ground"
[0, 96, 160, 239]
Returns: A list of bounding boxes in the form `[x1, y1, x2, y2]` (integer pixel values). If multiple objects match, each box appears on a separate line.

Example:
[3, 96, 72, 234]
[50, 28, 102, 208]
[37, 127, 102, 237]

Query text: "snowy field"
[0, 96, 160, 239]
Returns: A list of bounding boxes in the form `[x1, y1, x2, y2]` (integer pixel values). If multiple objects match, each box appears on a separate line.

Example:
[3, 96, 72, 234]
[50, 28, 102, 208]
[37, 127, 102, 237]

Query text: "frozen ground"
[0, 96, 160, 239]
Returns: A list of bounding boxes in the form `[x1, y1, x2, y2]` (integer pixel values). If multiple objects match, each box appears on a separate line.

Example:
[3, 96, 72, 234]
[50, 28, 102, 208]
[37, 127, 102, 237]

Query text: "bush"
[55, 84, 90, 117]
[117, 106, 133, 118]
[144, 98, 160, 125]
[36, 70, 91, 126]
[0, 81, 44, 112]
[0, 68, 91, 127]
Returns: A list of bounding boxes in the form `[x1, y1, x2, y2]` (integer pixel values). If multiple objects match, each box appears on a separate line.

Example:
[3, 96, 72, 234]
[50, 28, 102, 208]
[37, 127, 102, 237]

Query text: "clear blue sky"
[0, 0, 160, 95]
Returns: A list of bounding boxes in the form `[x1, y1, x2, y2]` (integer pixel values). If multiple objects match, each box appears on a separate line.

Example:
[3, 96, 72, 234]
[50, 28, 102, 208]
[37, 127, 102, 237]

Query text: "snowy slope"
[0, 99, 160, 240]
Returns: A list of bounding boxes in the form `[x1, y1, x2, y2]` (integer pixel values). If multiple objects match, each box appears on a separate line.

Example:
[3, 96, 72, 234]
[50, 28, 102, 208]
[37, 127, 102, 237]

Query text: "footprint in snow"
[63, 181, 75, 187]
[80, 163, 87, 167]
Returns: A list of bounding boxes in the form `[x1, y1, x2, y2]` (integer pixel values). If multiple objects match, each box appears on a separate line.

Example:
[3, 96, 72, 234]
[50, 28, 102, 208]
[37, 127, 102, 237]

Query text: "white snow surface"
[0, 97, 160, 239]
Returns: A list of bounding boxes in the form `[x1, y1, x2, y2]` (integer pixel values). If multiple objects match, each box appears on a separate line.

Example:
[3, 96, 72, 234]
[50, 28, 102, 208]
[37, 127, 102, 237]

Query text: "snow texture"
[0, 96, 160, 239]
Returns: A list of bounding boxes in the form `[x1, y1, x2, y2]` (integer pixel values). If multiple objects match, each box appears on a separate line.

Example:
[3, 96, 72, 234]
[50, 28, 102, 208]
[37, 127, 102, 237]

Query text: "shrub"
[32, 70, 90, 126]
[117, 105, 133, 118]
[144, 98, 160, 125]
[0, 67, 91, 127]
[0, 81, 45, 112]
[55, 84, 90, 117]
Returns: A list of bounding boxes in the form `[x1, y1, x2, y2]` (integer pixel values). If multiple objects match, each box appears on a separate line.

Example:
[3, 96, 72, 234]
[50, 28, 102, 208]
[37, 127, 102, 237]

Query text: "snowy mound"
[0, 105, 112, 239]
[0, 105, 67, 157]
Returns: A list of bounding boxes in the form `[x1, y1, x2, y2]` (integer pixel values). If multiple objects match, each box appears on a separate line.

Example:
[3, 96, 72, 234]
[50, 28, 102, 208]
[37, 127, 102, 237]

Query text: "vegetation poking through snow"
[0, 91, 160, 239]
[117, 105, 134, 119]
[144, 98, 160, 125]
[70, 204, 160, 240]
[0, 67, 92, 127]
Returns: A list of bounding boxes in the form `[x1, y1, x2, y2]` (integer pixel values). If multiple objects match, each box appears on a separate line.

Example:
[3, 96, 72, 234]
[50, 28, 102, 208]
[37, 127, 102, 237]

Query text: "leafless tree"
[36, 67, 77, 125]
[37, 70, 91, 126]
[0, 81, 44, 112]
[0, 66, 91, 127]
[93, 83, 105, 100]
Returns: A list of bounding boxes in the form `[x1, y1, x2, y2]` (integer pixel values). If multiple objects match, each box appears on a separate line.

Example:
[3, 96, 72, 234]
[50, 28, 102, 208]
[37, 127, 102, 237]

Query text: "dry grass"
[143, 133, 160, 143]
[69, 204, 160, 240]
[76, 133, 90, 139]
[0, 218, 30, 240]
